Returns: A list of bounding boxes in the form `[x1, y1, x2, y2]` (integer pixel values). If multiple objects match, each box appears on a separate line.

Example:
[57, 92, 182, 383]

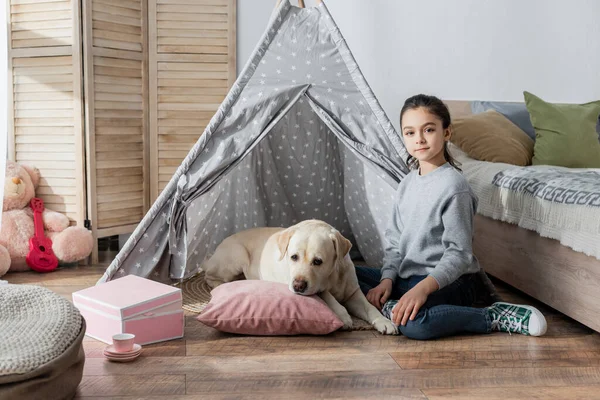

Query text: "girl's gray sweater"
[380, 163, 481, 289]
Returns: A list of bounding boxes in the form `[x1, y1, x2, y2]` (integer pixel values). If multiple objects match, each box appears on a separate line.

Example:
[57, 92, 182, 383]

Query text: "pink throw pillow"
[196, 280, 343, 335]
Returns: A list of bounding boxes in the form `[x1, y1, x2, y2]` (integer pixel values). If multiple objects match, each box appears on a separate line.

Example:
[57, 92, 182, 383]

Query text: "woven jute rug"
[177, 271, 374, 331]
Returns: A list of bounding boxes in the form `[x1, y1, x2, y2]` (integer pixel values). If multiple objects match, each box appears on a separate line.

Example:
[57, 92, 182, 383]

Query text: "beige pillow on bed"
[451, 110, 534, 166]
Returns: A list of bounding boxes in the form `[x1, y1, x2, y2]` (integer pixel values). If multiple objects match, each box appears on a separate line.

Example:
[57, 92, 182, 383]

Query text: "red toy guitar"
[26, 198, 58, 273]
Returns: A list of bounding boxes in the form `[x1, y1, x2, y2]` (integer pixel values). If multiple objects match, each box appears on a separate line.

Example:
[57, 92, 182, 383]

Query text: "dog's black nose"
[293, 279, 307, 293]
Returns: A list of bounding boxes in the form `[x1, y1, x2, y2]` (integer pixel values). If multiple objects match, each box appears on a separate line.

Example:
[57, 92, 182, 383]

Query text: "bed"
[445, 100, 600, 332]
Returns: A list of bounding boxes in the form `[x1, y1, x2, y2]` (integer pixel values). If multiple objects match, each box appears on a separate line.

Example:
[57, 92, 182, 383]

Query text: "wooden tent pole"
[275, 0, 322, 10]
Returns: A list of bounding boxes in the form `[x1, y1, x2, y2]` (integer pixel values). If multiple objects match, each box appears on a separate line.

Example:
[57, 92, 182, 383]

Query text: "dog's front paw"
[373, 316, 398, 335]
[340, 313, 354, 330]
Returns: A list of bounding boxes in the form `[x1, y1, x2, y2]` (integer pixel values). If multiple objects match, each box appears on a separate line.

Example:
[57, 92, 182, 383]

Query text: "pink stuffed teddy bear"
[0, 161, 94, 276]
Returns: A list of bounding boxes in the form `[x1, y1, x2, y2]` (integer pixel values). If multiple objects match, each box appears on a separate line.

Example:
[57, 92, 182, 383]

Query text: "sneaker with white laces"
[381, 299, 397, 321]
[487, 302, 547, 336]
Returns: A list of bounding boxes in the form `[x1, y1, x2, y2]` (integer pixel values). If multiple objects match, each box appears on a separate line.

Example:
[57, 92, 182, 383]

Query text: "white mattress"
[449, 143, 600, 260]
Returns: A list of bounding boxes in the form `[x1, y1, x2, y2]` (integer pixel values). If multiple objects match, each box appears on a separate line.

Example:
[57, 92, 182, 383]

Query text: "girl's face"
[401, 107, 451, 167]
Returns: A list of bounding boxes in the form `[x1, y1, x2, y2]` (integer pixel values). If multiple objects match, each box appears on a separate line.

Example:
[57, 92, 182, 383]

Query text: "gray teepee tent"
[99, 0, 410, 284]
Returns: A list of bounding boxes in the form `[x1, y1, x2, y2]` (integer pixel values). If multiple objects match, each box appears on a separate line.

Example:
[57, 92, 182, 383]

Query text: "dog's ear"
[330, 229, 352, 263]
[276, 228, 295, 261]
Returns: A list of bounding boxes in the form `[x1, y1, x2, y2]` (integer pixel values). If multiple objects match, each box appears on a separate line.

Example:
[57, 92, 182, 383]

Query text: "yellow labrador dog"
[203, 219, 397, 334]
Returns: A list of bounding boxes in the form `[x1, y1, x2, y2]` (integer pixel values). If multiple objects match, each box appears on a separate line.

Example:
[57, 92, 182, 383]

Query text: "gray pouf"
[0, 284, 86, 400]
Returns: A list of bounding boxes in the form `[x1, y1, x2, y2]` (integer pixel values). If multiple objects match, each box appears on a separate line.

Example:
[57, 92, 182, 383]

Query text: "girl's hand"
[366, 279, 393, 310]
[391, 275, 439, 326]
[391, 286, 429, 326]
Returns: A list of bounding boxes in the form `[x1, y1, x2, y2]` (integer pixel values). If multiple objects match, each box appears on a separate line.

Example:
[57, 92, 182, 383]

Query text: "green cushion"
[523, 91, 600, 168]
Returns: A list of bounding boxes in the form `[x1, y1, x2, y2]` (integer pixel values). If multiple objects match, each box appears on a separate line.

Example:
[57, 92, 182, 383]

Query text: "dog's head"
[275, 219, 352, 295]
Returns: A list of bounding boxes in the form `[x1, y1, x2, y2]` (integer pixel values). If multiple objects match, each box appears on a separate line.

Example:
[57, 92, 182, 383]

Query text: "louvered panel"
[95, 0, 141, 11]
[96, 167, 144, 179]
[10, 1, 73, 49]
[15, 134, 75, 144]
[16, 143, 76, 153]
[83, 0, 148, 242]
[8, 0, 85, 229]
[156, 3, 229, 51]
[96, 175, 145, 187]
[10, 53, 83, 225]
[91, 0, 143, 53]
[12, 0, 72, 4]
[149, 0, 235, 201]
[155, 83, 217, 191]
[37, 186, 77, 196]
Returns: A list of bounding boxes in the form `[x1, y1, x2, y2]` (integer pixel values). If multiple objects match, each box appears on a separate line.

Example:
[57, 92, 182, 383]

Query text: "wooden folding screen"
[7, 0, 236, 263]
[82, 0, 149, 262]
[148, 0, 236, 201]
[7, 0, 86, 226]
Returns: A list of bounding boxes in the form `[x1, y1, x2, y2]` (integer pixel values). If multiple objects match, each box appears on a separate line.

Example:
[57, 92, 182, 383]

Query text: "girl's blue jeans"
[355, 266, 492, 340]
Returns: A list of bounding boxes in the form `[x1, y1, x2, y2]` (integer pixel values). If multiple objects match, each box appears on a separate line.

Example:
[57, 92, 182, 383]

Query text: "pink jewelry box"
[72, 274, 184, 345]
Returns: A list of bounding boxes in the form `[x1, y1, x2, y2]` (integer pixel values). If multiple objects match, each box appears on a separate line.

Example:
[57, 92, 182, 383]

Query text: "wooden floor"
[5, 257, 600, 399]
